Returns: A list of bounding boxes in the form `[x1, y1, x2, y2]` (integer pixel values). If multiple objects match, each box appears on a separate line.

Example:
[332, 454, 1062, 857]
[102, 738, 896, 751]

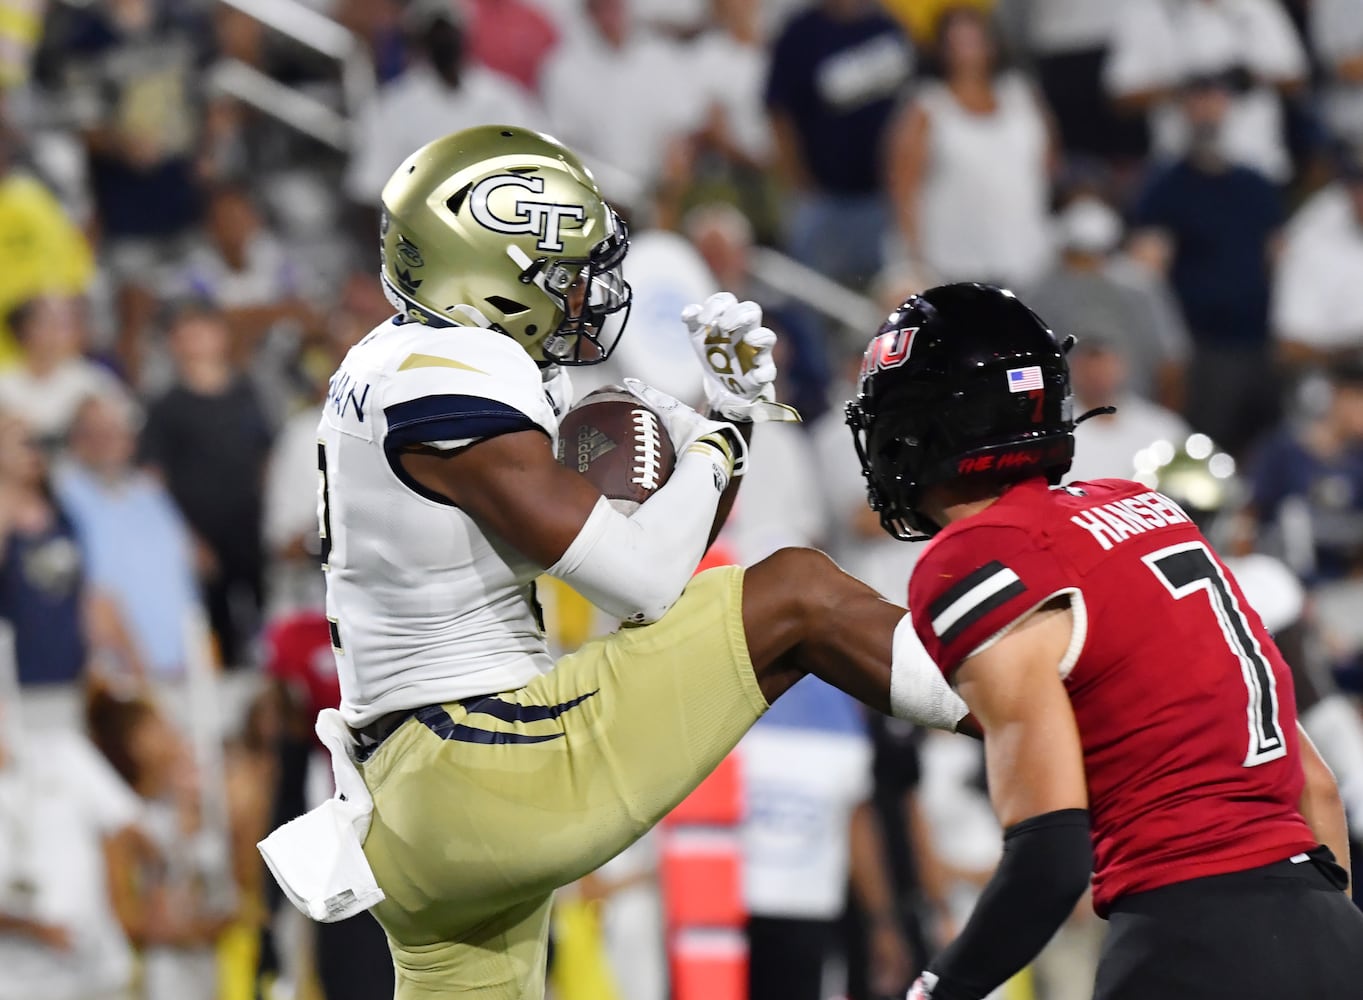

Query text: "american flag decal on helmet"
[1007, 366, 1044, 392]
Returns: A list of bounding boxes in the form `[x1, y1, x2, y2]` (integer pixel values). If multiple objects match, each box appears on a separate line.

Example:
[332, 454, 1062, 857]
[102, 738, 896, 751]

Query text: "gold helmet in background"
[379, 125, 631, 365]
[1136, 432, 1242, 536]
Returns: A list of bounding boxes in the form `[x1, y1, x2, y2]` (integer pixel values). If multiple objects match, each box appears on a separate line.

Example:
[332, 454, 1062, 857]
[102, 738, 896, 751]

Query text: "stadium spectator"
[0, 410, 143, 688]
[141, 305, 272, 667]
[739, 676, 911, 1000]
[334, 0, 407, 84]
[765, 0, 911, 288]
[1248, 362, 1363, 583]
[854, 715, 933, 995]
[576, 223, 712, 403]
[0, 694, 144, 1000]
[684, 202, 831, 417]
[881, 0, 990, 47]
[262, 304, 369, 616]
[912, 732, 996, 958]
[343, 0, 544, 208]
[1028, 193, 1190, 407]
[812, 344, 916, 602]
[1312, 0, 1363, 150]
[0, 126, 95, 367]
[885, 6, 1054, 288]
[1128, 75, 1284, 457]
[0, 296, 119, 449]
[685, 0, 775, 229]
[1272, 148, 1363, 368]
[178, 184, 321, 367]
[261, 611, 393, 1000]
[468, 0, 558, 91]
[726, 411, 827, 565]
[1066, 333, 1189, 484]
[541, 0, 699, 210]
[1024, 0, 1143, 166]
[0, 0, 42, 94]
[1104, 0, 1307, 183]
[85, 686, 234, 1000]
[41, 0, 217, 380]
[56, 393, 199, 682]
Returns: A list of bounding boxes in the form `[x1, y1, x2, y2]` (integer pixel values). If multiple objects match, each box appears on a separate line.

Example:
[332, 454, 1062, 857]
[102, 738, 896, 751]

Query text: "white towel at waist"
[256, 709, 385, 922]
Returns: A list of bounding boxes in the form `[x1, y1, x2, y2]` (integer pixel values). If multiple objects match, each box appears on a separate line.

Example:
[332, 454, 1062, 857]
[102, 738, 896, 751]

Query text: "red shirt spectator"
[468, 0, 557, 91]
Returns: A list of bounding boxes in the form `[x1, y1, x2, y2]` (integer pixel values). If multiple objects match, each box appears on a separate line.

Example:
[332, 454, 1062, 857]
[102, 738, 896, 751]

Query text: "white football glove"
[682, 292, 800, 424]
[622, 378, 747, 485]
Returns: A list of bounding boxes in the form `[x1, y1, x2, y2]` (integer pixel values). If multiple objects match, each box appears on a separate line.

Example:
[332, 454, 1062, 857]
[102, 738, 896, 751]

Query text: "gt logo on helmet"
[469, 174, 588, 253]
[860, 326, 919, 380]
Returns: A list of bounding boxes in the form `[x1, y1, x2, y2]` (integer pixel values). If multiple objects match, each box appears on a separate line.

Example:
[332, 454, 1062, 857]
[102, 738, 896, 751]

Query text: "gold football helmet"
[379, 125, 631, 365]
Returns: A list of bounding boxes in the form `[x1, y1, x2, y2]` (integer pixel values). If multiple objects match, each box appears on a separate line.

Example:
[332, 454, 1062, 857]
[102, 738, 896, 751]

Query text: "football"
[557, 386, 676, 513]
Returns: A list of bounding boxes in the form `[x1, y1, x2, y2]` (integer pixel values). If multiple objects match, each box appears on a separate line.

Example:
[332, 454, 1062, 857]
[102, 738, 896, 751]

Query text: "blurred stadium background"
[0, 0, 1361, 999]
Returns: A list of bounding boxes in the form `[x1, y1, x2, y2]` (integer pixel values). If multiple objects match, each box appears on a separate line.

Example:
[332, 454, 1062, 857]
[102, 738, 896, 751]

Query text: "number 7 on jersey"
[1143, 541, 1287, 768]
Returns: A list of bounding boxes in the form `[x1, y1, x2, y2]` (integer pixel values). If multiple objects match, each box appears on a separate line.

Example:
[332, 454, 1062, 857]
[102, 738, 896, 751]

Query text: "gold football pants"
[359, 566, 766, 998]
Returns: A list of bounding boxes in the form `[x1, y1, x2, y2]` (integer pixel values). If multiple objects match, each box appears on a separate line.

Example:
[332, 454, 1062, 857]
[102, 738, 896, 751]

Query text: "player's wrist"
[703, 381, 801, 424]
[686, 427, 744, 485]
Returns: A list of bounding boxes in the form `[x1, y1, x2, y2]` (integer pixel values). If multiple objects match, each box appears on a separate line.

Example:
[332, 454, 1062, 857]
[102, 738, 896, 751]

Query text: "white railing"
[210, 58, 350, 150]
[215, 0, 374, 125]
[748, 245, 883, 333]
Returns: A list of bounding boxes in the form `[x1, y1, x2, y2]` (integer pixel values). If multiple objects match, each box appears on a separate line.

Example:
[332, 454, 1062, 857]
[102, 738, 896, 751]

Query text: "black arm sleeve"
[925, 808, 1093, 1000]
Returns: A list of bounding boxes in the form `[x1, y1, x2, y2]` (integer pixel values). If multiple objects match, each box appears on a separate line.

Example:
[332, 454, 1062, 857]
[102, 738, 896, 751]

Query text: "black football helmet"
[846, 283, 1078, 540]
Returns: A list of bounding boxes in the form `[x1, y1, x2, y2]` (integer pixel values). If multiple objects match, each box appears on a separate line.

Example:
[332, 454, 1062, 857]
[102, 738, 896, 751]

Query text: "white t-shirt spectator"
[263, 404, 327, 615]
[1027, 0, 1119, 55]
[917, 732, 1001, 929]
[1105, 0, 1306, 181]
[344, 63, 546, 204]
[540, 29, 701, 208]
[912, 72, 1054, 288]
[574, 228, 713, 403]
[0, 361, 120, 447]
[178, 232, 298, 311]
[0, 731, 140, 1000]
[726, 421, 827, 565]
[1312, 0, 1363, 147]
[1069, 396, 1190, 483]
[688, 30, 772, 165]
[739, 677, 872, 920]
[1273, 184, 1363, 355]
[812, 399, 916, 602]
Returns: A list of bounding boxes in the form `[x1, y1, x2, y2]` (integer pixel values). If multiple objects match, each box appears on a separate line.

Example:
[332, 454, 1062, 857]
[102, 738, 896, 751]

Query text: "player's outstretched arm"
[1297, 722, 1352, 893]
[908, 603, 1091, 1000]
[399, 422, 736, 624]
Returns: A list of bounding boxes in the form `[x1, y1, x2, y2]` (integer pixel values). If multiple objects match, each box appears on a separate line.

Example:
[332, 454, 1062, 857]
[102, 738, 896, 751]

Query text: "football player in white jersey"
[310, 125, 971, 1000]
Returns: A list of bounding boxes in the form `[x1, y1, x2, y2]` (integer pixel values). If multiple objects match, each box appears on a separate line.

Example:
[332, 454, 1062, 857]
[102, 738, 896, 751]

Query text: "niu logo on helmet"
[860, 326, 919, 380]
[470, 174, 588, 253]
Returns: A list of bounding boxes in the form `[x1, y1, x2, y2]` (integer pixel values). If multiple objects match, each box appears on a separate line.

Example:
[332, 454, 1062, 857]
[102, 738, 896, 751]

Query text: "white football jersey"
[319, 317, 563, 726]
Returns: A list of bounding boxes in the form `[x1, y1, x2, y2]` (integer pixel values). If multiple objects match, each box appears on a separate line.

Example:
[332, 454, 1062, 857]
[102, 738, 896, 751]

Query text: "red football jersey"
[909, 477, 1317, 915]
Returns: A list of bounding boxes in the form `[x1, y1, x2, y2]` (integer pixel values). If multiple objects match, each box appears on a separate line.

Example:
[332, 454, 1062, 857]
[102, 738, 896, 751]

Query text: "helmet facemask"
[846, 394, 937, 541]
[527, 216, 632, 365]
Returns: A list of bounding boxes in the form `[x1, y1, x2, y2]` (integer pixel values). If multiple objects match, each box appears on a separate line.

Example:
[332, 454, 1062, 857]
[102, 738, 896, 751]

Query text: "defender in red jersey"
[847, 284, 1363, 1000]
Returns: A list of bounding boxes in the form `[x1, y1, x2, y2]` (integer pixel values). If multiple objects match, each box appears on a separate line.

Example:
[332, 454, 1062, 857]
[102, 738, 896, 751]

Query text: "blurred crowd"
[1, 0, 1363, 999]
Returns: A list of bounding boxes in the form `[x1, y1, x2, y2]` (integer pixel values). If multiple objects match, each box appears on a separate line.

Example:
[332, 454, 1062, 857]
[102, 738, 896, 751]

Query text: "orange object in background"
[671, 928, 748, 1000]
[661, 753, 748, 1000]
[660, 829, 745, 927]
[664, 750, 743, 827]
